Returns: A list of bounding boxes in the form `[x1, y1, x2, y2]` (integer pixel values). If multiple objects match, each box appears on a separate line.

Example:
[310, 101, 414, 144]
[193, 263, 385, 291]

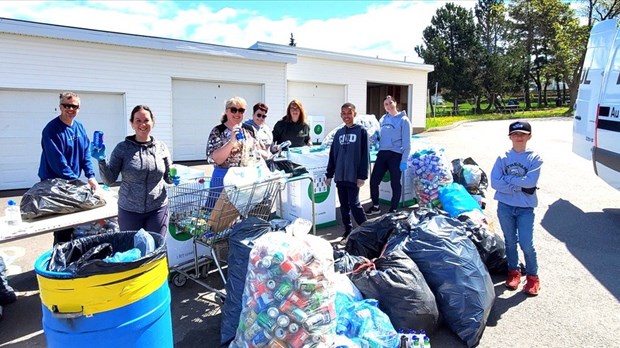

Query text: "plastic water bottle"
[5, 199, 21, 226]
[133, 228, 155, 257]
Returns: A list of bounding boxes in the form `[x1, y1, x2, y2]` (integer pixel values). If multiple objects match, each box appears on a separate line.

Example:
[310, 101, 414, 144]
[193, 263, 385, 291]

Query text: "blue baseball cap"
[509, 121, 531, 135]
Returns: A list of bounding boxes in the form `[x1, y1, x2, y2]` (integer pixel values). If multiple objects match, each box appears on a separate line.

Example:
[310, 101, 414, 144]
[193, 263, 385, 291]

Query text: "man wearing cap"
[490, 120, 543, 296]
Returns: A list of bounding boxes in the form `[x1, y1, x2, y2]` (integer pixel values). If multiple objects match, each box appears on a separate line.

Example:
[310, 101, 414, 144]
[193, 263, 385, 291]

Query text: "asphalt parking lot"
[1, 118, 619, 347]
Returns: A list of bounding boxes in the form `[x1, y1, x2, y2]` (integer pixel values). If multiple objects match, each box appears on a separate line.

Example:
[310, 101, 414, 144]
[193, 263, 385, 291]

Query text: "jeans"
[206, 166, 228, 210]
[369, 150, 402, 210]
[497, 201, 538, 276]
[336, 182, 367, 237]
[118, 204, 170, 236]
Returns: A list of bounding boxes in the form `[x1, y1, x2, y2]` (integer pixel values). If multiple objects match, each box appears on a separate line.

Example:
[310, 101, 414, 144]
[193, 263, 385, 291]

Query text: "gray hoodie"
[98, 135, 173, 213]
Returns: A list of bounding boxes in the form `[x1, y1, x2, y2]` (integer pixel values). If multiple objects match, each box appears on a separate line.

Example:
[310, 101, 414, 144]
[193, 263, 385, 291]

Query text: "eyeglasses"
[256, 113, 267, 119]
[229, 107, 246, 114]
[61, 103, 80, 110]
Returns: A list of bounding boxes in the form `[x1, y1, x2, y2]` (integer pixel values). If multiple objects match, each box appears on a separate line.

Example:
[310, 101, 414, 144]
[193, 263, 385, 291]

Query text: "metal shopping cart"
[166, 173, 287, 300]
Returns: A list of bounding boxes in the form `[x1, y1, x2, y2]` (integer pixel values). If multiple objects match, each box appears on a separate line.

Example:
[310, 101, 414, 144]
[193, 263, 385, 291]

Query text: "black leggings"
[369, 150, 402, 210]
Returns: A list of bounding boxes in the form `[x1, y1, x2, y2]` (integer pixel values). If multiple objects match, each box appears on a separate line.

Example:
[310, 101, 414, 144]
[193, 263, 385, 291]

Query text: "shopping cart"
[166, 173, 287, 300]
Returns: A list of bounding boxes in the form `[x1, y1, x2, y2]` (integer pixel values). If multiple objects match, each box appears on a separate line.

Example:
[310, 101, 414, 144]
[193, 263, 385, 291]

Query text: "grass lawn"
[425, 107, 572, 130]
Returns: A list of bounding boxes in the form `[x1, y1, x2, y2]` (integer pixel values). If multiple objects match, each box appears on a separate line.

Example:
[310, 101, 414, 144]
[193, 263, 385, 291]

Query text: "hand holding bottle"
[169, 165, 180, 186]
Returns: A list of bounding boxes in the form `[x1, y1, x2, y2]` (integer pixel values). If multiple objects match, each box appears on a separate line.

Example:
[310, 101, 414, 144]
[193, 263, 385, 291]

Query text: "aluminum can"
[276, 314, 290, 327]
[92, 130, 104, 149]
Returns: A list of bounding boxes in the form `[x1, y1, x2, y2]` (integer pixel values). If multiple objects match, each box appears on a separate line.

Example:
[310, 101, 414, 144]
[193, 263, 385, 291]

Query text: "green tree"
[508, 0, 575, 109]
[416, 3, 481, 114]
[475, 0, 514, 111]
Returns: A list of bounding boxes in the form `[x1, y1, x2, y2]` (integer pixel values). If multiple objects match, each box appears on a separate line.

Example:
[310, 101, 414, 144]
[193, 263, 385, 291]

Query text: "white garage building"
[0, 18, 432, 190]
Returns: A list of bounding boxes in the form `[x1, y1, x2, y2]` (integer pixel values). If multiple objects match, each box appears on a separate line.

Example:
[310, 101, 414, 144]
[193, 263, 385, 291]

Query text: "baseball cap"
[508, 121, 531, 135]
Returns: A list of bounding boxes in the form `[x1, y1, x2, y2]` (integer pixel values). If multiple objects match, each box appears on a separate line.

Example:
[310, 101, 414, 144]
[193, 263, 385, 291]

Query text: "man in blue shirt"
[38, 92, 98, 245]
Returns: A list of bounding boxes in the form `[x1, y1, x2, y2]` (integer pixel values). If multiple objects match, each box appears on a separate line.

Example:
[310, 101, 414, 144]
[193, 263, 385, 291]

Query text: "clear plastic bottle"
[5, 199, 21, 226]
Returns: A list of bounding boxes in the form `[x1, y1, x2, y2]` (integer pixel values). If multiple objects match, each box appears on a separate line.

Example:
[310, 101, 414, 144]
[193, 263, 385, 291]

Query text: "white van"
[573, 18, 620, 190]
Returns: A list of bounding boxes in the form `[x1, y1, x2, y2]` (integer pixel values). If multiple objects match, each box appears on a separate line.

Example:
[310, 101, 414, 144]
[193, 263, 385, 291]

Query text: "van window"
[601, 47, 620, 103]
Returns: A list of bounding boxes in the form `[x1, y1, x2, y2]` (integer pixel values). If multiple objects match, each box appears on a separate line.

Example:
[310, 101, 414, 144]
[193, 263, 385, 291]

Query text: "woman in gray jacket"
[97, 105, 174, 235]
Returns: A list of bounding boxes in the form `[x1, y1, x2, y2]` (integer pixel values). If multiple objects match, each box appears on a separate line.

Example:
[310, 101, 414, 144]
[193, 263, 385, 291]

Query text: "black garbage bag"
[0, 255, 17, 306]
[265, 158, 308, 177]
[451, 157, 488, 209]
[220, 217, 272, 345]
[47, 231, 165, 276]
[20, 178, 106, 220]
[386, 209, 495, 348]
[458, 213, 508, 275]
[333, 249, 369, 274]
[349, 249, 440, 333]
[345, 212, 408, 259]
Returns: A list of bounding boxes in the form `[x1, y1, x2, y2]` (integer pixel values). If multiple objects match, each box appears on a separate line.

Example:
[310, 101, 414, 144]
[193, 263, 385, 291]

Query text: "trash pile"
[214, 131, 506, 347]
[230, 232, 336, 347]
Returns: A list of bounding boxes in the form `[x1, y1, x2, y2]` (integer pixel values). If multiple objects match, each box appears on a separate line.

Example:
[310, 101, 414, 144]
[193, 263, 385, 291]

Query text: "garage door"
[288, 82, 346, 135]
[172, 79, 263, 161]
[0, 90, 125, 190]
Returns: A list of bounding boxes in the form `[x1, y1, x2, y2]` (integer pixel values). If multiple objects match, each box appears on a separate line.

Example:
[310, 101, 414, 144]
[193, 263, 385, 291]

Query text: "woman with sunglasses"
[244, 102, 273, 159]
[272, 99, 311, 148]
[206, 96, 256, 208]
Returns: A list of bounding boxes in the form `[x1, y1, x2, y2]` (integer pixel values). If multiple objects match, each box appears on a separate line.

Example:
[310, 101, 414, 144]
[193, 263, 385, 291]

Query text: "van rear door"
[594, 27, 620, 190]
[572, 18, 618, 160]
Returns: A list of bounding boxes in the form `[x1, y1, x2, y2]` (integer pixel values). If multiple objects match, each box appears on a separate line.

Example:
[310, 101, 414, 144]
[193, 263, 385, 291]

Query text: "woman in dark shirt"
[272, 99, 311, 148]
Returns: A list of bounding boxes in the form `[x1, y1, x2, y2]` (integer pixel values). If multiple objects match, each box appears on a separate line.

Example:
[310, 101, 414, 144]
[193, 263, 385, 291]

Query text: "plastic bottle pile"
[408, 148, 453, 207]
[397, 329, 432, 347]
[231, 232, 336, 348]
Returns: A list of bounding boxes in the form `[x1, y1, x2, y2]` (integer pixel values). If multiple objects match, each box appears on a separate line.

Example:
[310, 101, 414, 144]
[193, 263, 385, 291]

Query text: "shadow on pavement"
[541, 198, 620, 300]
[486, 275, 528, 327]
[0, 271, 45, 347]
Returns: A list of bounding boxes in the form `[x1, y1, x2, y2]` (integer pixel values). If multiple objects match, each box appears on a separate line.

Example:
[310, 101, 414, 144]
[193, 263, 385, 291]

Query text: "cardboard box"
[280, 147, 336, 228]
[378, 168, 417, 207]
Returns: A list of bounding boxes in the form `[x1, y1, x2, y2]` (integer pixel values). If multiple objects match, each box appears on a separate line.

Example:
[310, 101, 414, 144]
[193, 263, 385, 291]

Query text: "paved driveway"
[1, 117, 619, 347]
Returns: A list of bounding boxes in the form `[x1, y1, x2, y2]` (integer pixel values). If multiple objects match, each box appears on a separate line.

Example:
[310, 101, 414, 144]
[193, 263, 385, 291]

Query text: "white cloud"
[0, 0, 477, 63]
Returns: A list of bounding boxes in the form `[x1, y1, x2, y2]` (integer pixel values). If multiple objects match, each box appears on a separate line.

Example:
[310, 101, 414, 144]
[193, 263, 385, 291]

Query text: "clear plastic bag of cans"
[408, 147, 454, 208]
[231, 232, 337, 348]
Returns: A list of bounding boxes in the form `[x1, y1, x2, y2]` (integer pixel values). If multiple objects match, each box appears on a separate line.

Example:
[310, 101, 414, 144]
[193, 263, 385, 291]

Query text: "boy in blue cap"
[491, 121, 543, 296]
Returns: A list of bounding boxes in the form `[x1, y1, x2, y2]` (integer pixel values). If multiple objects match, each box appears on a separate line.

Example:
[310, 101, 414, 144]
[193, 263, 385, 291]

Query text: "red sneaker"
[523, 275, 540, 296]
[505, 270, 522, 290]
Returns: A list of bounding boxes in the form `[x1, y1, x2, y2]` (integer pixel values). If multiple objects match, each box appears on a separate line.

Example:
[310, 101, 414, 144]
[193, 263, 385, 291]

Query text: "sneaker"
[388, 209, 397, 214]
[505, 270, 522, 290]
[523, 275, 540, 296]
[365, 206, 381, 216]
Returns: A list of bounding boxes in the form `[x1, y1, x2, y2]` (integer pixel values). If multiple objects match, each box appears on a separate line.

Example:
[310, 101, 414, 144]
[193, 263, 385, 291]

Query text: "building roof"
[250, 41, 434, 72]
[0, 17, 296, 64]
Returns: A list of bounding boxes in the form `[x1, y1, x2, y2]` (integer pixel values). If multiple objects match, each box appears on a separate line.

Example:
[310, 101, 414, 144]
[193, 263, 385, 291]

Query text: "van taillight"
[595, 104, 600, 147]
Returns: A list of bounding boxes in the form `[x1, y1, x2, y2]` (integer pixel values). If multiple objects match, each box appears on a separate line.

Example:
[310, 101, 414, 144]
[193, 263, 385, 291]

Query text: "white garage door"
[0, 90, 125, 190]
[172, 79, 263, 161]
[288, 82, 346, 135]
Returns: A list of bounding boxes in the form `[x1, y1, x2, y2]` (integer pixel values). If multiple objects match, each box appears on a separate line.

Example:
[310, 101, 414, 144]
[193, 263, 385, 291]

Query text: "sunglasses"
[61, 103, 80, 110]
[256, 113, 267, 119]
[229, 107, 246, 114]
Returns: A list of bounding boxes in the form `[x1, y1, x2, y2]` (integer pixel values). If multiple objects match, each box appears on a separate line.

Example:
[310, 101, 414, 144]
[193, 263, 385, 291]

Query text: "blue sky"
[0, 1, 476, 62]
